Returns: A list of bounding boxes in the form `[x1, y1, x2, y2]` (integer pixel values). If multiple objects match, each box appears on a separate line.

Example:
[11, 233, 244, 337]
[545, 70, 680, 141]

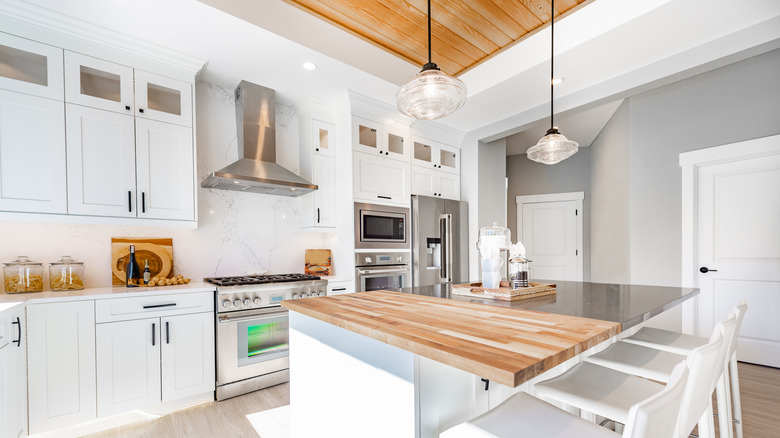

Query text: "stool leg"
[729, 356, 743, 438]
[698, 403, 716, 438]
[716, 373, 732, 438]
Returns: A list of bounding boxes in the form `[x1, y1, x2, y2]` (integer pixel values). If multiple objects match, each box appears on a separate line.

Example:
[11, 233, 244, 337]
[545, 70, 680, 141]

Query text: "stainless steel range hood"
[201, 81, 317, 196]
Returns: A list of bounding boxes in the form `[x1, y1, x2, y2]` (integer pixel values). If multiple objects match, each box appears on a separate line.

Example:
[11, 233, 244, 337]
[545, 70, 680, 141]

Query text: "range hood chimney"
[201, 81, 317, 196]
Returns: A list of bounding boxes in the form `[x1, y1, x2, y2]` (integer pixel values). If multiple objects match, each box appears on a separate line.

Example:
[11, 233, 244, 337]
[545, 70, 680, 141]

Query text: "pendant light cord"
[550, 0, 554, 130]
[428, 0, 432, 65]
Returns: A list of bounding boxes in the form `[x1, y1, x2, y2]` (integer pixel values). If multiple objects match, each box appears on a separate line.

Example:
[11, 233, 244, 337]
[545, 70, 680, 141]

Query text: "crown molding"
[0, 0, 205, 81]
[346, 90, 414, 126]
[411, 120, 466, 148]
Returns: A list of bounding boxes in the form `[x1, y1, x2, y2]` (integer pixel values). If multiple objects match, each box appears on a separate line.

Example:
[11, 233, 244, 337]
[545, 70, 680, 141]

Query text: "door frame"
[679, 133, 780, 335]
[515, 191, 584, 281]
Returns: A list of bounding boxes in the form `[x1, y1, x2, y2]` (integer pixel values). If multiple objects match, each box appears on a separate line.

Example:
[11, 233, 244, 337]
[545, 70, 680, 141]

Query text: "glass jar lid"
[50, 255, 84, 266]
[477, 222, 511, 249]
[3, 255, 43, 267]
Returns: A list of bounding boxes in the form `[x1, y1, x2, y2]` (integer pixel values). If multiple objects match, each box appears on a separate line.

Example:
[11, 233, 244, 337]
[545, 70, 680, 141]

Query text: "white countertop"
[0, 282, 216, 305]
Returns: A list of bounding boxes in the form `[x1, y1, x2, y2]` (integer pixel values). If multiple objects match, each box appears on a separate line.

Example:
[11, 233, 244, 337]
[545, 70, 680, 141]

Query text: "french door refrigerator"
[411, 195, 469, 286]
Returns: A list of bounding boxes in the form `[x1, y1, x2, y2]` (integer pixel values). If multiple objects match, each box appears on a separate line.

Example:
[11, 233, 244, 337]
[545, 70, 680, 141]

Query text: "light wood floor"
[87, 362, 779, 437]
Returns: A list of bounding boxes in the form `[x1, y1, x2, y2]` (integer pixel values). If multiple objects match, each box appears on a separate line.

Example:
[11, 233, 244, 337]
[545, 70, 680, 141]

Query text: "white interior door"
[691, 140, 780, 366]
[517, 193, 583, 281]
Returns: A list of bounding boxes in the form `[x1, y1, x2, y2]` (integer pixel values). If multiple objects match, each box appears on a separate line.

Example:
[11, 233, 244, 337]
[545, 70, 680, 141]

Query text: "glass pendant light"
[396, 0, 467, 120]
[527, 0, 579, 165]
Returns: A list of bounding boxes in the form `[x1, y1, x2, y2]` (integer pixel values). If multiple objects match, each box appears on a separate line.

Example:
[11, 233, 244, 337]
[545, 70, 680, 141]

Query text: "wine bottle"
[143, 260, 151, 285]
[125, 245, 141, 287]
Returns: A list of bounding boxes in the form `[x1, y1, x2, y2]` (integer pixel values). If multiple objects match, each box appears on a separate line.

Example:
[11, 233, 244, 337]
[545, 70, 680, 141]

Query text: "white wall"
[0, 82, 328, 288]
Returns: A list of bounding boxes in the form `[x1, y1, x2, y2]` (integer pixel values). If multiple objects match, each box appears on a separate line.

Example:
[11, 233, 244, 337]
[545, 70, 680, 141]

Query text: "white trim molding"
[679, 133, 780, 334]
[515, 191, 585, 281]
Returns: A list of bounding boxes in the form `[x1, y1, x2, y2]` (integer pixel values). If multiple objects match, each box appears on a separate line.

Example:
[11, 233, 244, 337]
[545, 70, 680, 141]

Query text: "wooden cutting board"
[305, 249, 332, 276]
[451, 281, 556, 301]
[111, 237, 173, 286]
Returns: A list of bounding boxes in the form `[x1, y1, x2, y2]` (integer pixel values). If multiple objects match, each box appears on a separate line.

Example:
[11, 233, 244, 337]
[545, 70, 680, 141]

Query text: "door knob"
[699, 267, 718, 273]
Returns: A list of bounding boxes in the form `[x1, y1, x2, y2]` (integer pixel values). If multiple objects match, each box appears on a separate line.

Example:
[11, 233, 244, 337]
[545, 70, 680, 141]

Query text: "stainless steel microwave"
[354, 202, 410, 250]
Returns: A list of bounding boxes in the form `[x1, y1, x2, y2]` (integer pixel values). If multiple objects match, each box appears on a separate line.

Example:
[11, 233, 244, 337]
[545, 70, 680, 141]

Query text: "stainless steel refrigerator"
[411, 195, 469, 286]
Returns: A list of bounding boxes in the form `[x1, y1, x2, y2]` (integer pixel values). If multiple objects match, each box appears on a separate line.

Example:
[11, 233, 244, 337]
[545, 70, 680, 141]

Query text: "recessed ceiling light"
[551, 77, 565, 86]
[302, 62, 317, 71]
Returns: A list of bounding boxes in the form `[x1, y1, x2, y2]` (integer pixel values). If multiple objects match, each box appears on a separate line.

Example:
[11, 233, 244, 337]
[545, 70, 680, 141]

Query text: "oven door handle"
[357, 268, 410, 275]
[218, 308, 287, 323]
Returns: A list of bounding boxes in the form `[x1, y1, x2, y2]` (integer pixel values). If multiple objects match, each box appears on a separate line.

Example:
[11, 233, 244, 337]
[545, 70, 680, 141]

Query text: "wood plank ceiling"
[280, 0, 591, 76]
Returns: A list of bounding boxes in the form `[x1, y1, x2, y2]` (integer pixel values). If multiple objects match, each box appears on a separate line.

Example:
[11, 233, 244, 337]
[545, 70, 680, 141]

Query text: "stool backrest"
[676, 314, 733, 438]
[726, 301, 748, 359]
[622, 361, 689, 438]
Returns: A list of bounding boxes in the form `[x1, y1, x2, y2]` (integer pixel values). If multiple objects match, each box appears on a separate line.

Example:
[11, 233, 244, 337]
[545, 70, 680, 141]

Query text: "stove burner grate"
[204, 273, 321, 287]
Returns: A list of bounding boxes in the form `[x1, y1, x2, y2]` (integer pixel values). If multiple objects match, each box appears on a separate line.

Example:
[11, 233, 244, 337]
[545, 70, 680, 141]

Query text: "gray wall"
[590, 100, 631, 283]
[506, 147, 591, 281]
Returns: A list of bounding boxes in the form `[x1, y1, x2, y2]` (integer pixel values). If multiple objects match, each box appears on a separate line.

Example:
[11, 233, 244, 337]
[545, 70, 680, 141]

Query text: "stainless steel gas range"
[205, 274, 327, 400]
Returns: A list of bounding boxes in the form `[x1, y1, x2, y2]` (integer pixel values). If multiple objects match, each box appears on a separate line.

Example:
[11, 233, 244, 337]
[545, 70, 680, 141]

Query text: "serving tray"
[451, 281, 556, 301]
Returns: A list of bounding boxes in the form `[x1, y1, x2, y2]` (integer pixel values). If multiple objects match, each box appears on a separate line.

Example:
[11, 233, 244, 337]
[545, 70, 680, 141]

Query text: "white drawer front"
[96, 292, 213, 323]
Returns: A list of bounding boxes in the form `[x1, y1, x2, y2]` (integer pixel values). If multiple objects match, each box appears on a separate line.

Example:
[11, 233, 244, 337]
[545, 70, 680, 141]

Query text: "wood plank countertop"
[282, 290, 621, 387]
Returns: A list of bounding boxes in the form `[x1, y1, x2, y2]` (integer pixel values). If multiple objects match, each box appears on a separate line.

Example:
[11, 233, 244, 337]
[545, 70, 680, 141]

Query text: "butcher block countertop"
[282, 290, 621, 387]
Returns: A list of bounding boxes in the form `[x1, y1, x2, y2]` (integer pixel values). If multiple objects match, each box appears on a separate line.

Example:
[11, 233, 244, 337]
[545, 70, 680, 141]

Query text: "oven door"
[356, 265, 411, 292]
[216, 306, 289, 385]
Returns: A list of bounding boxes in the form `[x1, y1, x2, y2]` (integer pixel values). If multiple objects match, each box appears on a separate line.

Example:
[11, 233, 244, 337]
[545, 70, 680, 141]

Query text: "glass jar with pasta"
[49, 256, 85, 291]
[3, 256, 45, 293]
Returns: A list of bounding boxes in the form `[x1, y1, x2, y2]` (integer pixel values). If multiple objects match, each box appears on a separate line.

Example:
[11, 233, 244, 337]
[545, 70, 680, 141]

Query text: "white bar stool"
[440, 362, 689, 438]
[587, 303, 745, 438]
[621, 301, 747, 438]
[535, 323, 727, 438]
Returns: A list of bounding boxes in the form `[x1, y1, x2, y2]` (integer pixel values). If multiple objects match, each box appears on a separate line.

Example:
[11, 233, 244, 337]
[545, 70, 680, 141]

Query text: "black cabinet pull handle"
[315, 148, 319, 152]
[166, 321, 170, 344]
[377, 195, 391, 200]
[378, 150, 382, 154]
[139, 108, 145, 113]
[481, 378, 490, 391]
[152, 323, 156, 346]
[128, 191, 132, 212]
[142, 303, 177, 309]
[12, 317, 21, 347]
[385, 151, 389, 155]
[700, 267, 718, 273]
[317, 208, 320, 224]
[125, 105, 131, 111]
[332, 287, 347, 291]
[141, 192, 146, 213]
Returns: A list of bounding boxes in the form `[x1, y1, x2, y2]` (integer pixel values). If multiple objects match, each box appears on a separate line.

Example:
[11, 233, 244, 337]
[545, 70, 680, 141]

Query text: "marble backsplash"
[0, 82, 331, 289]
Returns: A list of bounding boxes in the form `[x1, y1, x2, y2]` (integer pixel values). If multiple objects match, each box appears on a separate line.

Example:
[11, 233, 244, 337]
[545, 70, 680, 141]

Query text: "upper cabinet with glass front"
[0, 32, 63, 100]
[134, 70, 192, 127]
[352, 116, 410, 162]
[411, 137, 460, 174]
[65, 52, 134, 115]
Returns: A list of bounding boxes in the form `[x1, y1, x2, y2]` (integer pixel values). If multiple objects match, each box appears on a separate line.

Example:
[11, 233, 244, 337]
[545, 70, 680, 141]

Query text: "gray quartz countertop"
[390, 281, 699, 330]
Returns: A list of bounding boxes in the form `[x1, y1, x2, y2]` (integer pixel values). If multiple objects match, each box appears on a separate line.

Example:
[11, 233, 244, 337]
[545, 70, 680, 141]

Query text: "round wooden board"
[111, 243, 172, 284]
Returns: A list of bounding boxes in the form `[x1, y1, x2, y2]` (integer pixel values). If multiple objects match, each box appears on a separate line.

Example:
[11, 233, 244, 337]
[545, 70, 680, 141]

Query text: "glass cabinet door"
[383, 124, 410, 162]
[353, 116, 381, 155]
[134, 70, 192, 127]
[413, 139, 434, 168]
[0, 33, 63, 100]
[439, 144, 460, 174]
[64, 52, 134, 114]
[312, 119, 335, 157]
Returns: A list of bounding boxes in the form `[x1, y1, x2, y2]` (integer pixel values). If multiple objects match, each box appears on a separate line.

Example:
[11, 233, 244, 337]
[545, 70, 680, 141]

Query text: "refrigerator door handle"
[440, 214, 453, 282]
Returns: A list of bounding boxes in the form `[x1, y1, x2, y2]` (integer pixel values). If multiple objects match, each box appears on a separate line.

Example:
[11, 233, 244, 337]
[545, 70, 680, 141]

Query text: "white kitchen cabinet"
[135, 70, 193, 127]
[326, 279, 355, 296]
[95, 292, 214, 417]
[64, 51, 134, 115]
[2, 305, 27, 438]
[352, 116, 410, 162]
[96, 317, 161, 417]
[135, 118, 195, 221]
[27, 301, 97, 434]
[411, 166, 460, 201]
[299, 115, 337, 231]
[411, 137, 460, 174]
[0, 88, 67, 214]
[0, 32, 64, 100]
[66, 103, 137, 217]
[353, 151, 411, 207]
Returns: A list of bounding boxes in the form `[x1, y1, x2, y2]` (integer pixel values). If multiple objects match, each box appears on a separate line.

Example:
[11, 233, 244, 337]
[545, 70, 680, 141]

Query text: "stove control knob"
[301, 292, 309, 298]
[233, 299, 242, 307]
[291, 293, 300, 299]
[243, 298, 251, 306]
[397, 255, 403, 263]
[222, 300, 232, 309]
[364, 256, 373, 264]
[253, 297, 262, 305]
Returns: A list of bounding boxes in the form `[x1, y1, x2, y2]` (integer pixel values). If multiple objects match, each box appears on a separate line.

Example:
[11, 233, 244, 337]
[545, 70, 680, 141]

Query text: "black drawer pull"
[332, 287, 347, 291]
[142, 303, 177, 309]
[377, 195, 391, 200]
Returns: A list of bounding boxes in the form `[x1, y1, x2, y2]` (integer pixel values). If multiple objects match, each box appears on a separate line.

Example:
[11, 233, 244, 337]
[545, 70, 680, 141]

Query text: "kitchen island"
[282, 281, 698, 438]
